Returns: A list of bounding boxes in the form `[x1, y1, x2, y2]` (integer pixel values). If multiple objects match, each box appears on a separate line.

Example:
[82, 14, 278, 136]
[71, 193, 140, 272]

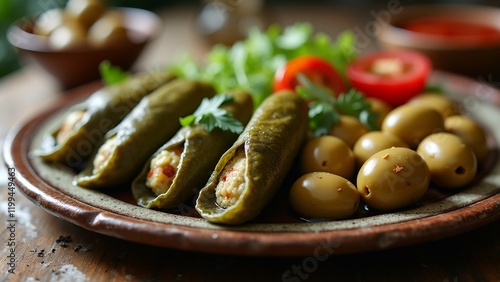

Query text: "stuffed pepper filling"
[146, 146, 183, 195]
[92, 136, 118, 174]
[56, 110, 86, 144]
[215, 149, 247, 208]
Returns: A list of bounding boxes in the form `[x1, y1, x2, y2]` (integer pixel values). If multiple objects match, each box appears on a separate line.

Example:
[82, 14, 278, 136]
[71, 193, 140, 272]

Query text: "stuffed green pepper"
[37, 71, 176, 167]
[132, 90, 254, 209]
[195, 91, 308, 225]
[75, 79, 216, 189]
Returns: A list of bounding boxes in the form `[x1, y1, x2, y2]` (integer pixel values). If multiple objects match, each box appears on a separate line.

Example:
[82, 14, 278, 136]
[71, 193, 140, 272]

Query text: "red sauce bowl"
[378, 4, 500, 77]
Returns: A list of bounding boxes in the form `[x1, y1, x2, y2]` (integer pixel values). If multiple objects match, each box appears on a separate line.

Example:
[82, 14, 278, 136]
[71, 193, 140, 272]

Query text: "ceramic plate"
[4, 71, 500, 256]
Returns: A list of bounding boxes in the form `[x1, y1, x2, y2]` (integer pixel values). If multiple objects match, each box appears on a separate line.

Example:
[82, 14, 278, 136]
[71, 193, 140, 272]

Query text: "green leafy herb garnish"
[99, 60, 128, 85]
[297, 74, 379, 136]
[179, 95, 244, 134]
[307, 101, 340, 136]
[169, 23, 356, 108]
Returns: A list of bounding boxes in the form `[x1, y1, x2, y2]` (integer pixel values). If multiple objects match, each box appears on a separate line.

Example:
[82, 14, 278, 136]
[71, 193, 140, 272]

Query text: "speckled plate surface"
[4, 71, 500, 256]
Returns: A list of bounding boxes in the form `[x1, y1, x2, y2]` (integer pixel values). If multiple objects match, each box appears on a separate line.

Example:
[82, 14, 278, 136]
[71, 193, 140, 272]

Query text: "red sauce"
[399, 18, 500, 45]
[162, 165, 176, 178]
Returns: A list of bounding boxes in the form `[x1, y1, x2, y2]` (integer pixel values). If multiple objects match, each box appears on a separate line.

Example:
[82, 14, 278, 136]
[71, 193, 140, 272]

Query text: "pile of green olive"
[33, 0, 130, 49]
[289, 93, 488, 220]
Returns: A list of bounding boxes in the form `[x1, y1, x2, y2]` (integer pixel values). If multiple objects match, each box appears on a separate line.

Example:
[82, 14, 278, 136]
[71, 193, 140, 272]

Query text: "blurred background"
[1, 0, 499, 79]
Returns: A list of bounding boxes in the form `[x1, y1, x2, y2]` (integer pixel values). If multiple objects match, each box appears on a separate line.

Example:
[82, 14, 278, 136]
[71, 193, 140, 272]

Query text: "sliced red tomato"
[346, 51, 431, 107]
[274, 56, 346, 96]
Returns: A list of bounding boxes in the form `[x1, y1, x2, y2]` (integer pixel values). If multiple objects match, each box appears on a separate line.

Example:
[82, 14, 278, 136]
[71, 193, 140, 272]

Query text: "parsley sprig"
[179, 95, 244, 134]
[170, 23, 356, 108]
[296, 74, 378, 136]
[99, 60, 128, 85]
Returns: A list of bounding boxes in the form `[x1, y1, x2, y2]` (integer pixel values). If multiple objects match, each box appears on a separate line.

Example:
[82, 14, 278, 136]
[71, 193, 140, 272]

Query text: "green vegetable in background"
[169, 23, 356, 107]
[99, 60, 129, 85]
[0, 0, 36, 77]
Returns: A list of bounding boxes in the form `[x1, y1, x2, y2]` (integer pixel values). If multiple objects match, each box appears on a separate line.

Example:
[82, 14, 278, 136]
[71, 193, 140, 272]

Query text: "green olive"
[357, 147, 430, 211]
[366, 97, 393, 129]
[353, 131, 409, 168]
[329, 115, 368, 147]
[382, 104, 444, 148]
[445, 115, 488, 164]
[88, 10, 129, 47]
[289, 172, 360, 220]
[299, 136, 355, 179]
[409, 93, 461, 118]
[417, 132, 477, 189]
[48, 20, 87, 49]
[66, 0, 105, 27]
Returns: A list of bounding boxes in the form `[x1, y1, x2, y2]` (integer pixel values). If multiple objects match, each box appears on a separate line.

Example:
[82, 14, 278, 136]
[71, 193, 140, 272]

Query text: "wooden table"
[1, 5, 499, 281]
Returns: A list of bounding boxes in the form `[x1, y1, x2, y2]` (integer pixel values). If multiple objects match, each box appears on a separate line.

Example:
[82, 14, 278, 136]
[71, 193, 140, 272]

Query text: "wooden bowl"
[377, 4, 500, 78]
[7, 7, 162, 89]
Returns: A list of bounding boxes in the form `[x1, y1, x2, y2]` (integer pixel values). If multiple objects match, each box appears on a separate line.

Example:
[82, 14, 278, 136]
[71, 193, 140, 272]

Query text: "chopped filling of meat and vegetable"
[92, 136, 117, 174]
[215, 150, 247, 208]
[146, 147, 183, 195]
[56, 110, 86, 144]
